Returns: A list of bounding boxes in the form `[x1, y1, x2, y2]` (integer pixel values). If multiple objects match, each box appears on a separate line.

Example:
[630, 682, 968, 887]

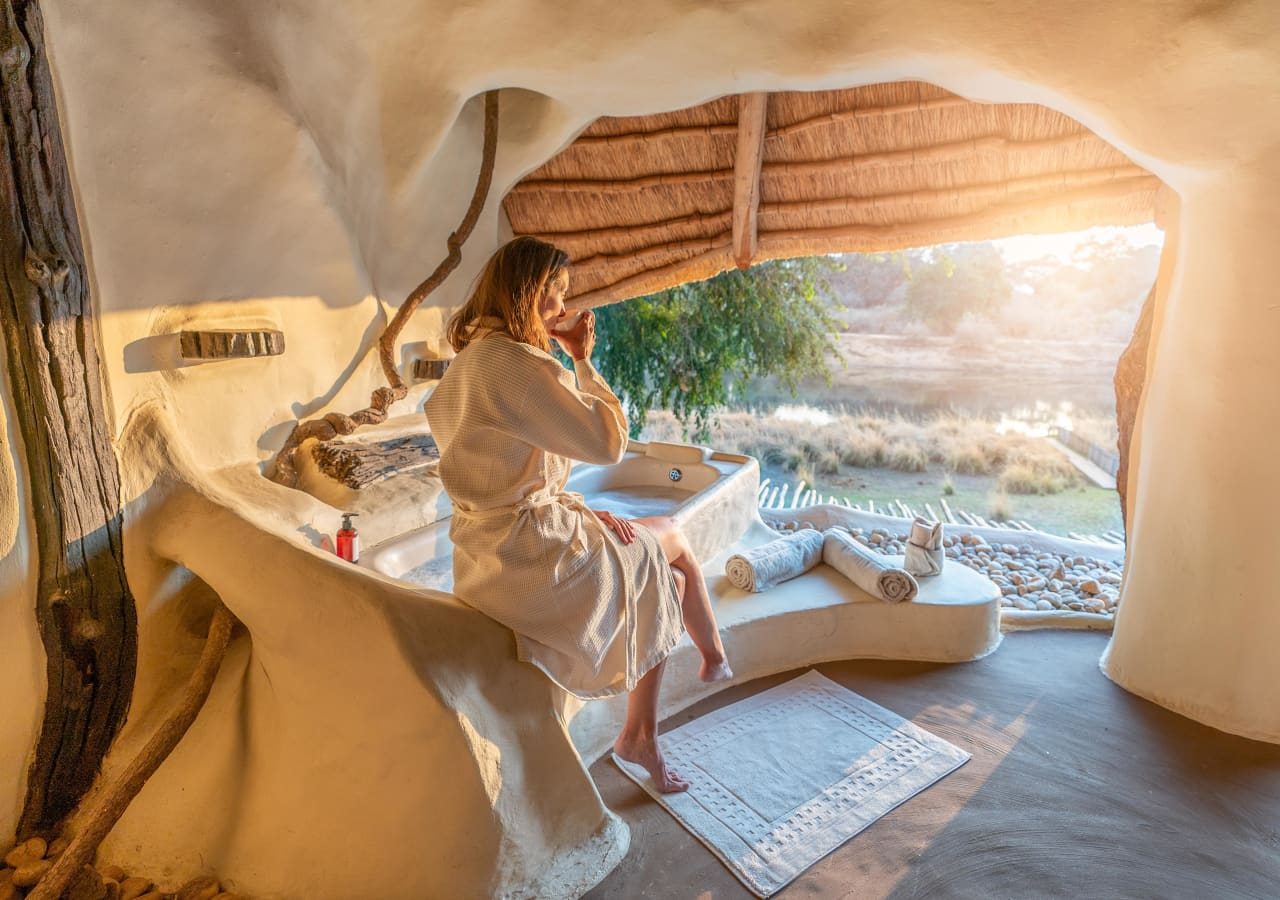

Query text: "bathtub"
[361, 439, 760, 588]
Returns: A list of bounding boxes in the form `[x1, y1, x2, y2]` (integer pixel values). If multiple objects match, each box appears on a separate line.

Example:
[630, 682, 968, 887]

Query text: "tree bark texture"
[1, 0, 137, 836]
[1114, 282, 1155, 534]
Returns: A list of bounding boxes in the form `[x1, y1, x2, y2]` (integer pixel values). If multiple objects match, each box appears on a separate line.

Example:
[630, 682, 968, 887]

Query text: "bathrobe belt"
[452, 490, 591, 522]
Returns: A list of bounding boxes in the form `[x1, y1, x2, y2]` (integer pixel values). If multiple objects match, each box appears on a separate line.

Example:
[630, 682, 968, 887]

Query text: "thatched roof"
[502, 81, 1159, 308]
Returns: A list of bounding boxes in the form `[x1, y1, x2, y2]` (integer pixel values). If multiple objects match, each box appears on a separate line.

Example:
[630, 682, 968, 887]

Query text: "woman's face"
[537, 268, 571, 332]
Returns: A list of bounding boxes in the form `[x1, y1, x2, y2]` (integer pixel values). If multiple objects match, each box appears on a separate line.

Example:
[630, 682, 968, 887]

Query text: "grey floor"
[586, 631, 1280, 900]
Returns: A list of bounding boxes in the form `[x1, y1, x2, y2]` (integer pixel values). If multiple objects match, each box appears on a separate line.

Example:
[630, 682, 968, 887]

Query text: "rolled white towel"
[904, 515, 945, 577]
[822, 528, 919, 602]
[725, 528, 824, 592]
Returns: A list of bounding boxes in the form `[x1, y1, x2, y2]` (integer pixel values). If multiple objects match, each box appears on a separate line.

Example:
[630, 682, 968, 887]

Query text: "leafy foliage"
[903, 243, 1012, 331]
[589, 258, 841, 441]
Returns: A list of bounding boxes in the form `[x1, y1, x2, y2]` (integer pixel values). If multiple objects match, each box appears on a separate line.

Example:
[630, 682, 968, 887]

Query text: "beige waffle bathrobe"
[424, 322, 684, 699]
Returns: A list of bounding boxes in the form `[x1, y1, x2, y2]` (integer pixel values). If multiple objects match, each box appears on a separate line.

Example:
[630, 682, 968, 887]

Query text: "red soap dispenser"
[336, 513, 360, 563]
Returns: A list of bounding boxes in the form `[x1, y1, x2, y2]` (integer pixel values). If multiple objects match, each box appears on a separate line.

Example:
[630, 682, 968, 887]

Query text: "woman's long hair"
[446, 236, 570, 353]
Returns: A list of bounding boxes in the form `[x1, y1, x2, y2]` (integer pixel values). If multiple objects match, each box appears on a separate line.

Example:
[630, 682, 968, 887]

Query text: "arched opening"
[504, 81, 1168, 624]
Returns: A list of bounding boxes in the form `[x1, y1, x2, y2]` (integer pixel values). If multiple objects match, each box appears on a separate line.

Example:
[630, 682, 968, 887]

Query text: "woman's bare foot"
[699, 653, 733, 684]
[614, 733, 690, 793]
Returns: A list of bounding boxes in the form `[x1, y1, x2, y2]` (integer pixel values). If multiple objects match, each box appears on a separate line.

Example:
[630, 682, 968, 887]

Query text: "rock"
[1005, 560, 1023, 570]
[175, 875, 221, 900]
[1012, 595, 1038, 611]
[1040, 591, 1062, 606]
[1079, 579, 1100, 594]
[120, 876, 154, 900]
[0, 878, 17, 900]
[1066, 601, 1085, 611]
[5, 837, 46, 868]
[100, 864, 127, 883]
[1001, 543, 1018, 554]
[999, 597, 1014, 607]
[13, 858, 53, 887]
[1035, 598, 1055, 611]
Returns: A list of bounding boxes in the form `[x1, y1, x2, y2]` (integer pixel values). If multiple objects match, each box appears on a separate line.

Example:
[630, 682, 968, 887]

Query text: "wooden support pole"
[732, 92, 768, 270]
[1, 0, 138, 835]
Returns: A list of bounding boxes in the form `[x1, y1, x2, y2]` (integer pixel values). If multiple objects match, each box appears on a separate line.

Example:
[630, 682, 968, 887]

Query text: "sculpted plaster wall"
[1, 0, 1276, 874]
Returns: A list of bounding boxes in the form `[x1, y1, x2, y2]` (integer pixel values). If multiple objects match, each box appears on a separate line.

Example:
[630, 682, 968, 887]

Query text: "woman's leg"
[613, 658, 689, 793]
[633, 516, 732, 683]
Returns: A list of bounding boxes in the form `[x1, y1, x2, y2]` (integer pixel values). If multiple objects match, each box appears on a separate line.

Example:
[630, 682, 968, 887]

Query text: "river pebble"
[765, 518, 1124, 616]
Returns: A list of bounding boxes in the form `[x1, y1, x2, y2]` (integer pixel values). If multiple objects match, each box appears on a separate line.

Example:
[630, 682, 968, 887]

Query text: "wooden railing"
[756, 477, 1126, 545]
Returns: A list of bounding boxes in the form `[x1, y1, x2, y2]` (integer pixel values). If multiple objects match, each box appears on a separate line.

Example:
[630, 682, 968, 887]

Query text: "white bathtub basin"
[361, 440, 760, 589]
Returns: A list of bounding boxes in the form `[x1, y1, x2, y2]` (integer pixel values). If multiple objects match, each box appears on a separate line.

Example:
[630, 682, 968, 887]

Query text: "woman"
[425, 236, 731, 793]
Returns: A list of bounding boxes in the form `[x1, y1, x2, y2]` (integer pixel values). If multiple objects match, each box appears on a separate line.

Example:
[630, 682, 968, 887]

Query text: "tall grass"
[641, 405, 1085, 494]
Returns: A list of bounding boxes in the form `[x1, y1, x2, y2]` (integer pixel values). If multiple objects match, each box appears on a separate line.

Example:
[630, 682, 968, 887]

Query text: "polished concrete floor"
[586, 631, 1280, 900]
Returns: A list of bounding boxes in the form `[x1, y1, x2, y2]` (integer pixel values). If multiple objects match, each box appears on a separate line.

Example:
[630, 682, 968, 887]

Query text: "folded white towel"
[725, 528, 824, 592]
[822, 528, 919, 602]
[904, 515, 945, 577]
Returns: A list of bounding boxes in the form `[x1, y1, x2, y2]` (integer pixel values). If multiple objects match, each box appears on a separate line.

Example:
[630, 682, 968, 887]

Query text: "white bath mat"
[612, 670, 969, 897]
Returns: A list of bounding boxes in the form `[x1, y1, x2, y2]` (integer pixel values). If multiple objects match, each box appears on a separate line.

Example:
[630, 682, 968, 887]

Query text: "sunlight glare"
[773, 404, 836, 426]
[993, 223, 1163, 265]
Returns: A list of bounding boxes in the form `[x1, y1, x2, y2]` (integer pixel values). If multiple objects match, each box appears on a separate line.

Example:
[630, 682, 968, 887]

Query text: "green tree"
[589, 257, 841, 442]
[904, 243, 1012, 332]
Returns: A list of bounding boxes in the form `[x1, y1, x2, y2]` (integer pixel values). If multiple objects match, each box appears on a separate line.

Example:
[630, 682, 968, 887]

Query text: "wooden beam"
[1, 0, 138, 835]
[732, 93, 768, 270]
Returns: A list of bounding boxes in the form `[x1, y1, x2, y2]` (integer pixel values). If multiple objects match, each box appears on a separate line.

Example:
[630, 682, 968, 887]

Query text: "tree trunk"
[1, 0, 137, 836]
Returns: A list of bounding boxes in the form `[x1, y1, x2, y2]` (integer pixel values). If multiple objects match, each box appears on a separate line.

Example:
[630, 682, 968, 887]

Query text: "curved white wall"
[3, 0, 1278, 848]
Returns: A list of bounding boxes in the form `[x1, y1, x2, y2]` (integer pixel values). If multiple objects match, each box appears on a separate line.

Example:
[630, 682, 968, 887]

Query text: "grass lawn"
[760, 462, 1123, 537]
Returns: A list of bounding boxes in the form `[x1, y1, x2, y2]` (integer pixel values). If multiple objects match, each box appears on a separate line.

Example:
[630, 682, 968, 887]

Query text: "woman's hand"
[593, 508, 636, 544]
[551, 309, 596, 361]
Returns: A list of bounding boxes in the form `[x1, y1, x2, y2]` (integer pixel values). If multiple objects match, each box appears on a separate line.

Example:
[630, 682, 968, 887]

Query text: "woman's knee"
[635, 515, 684, 559]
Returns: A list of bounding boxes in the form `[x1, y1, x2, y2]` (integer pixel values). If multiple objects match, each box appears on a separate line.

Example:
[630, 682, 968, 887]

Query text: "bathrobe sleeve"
[496, 350, 630, 465]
